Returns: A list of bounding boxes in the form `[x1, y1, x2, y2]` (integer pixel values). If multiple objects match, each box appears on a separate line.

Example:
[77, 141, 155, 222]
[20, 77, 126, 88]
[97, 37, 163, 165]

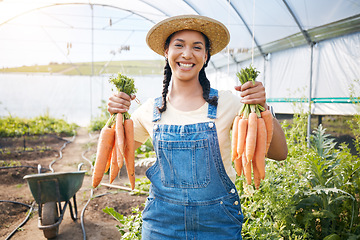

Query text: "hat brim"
[146, 15, 230, 56]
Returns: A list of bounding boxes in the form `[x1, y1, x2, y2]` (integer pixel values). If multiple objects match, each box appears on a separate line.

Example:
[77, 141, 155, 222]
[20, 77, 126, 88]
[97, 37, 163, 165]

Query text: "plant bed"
[0, 128, 148, 240]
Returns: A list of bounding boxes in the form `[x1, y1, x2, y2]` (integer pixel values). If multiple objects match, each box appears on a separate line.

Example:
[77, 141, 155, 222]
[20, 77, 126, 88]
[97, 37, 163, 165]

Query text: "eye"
[174, 43, 183, 48]
[194, 46, 202, 50]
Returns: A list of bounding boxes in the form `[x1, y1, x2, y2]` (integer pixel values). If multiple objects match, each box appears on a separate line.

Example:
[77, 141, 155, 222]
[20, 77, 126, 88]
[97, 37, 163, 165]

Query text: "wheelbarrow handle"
[78, 163, 85, 172]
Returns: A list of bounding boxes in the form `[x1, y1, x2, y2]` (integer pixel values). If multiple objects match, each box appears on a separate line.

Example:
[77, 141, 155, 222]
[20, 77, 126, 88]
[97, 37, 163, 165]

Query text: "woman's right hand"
[107, 92, 136, 115]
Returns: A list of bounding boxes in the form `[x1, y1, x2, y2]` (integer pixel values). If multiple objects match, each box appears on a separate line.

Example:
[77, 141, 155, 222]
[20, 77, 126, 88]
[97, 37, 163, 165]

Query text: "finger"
[114, 92, 132, 101]
[240, 84, 265, 99]
[234, 85, 242, 91]
[239, 81, 266, 107]
[107, 93, 132, 114]
[234, 81, 262, 93]
[107, 103, 130, 115]
[108, 95, 131, 108]
[240, 81, 263, 92]
[241, 92, 266, 107]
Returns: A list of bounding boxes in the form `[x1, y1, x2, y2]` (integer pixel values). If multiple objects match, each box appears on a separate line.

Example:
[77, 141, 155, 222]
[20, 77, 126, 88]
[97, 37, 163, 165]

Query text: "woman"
[108, 15, 287, 240]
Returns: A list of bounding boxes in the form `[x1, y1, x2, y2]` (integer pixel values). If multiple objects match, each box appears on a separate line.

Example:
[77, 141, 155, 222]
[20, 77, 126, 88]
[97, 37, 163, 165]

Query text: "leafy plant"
[0, 114, 78, 137]
[131, 177, 151, 195]
[106, 73, 137, 126]
[103, 206, 143, 240]
[239, 110, 360, 240]
[88, 100, 111, 132]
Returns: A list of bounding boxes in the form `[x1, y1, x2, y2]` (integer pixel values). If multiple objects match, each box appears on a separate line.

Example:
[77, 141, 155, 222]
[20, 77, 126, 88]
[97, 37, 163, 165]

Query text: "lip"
[177, 62, 195, 70]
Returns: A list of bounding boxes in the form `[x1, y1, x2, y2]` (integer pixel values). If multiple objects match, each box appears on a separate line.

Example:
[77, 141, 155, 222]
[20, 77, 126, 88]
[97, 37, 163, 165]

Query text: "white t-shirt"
[131, 90, 243, 182]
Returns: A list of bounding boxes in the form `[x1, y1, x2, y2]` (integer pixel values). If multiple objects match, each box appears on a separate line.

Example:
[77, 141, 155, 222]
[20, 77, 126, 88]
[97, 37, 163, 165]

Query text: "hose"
[0, 133, 75, 239]
[80, 189, 119, 240]
[0, 165, 51, 172]
[0, 200, 36, 240]
[2, 129, 98, 240]
[49, 134, 76, 172]
[80, 188, 93, 240]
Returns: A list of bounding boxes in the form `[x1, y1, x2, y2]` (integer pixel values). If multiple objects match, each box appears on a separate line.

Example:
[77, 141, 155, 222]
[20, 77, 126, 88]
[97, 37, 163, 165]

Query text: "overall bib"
[142, 89, 244, 240]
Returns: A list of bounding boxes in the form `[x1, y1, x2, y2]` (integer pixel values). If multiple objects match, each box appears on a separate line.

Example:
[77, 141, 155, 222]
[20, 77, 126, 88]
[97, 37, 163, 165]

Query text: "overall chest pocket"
[157, 139, 210, 188]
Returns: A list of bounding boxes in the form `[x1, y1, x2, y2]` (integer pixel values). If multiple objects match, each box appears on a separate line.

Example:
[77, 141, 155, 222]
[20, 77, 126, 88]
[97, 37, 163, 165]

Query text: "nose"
[182, 46, 192, 59]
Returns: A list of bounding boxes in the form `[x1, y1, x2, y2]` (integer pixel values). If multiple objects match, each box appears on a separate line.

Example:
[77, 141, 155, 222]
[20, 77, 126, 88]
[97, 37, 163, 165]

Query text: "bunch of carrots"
[232, 66, 274, 190]
[92, 73, 137, 190]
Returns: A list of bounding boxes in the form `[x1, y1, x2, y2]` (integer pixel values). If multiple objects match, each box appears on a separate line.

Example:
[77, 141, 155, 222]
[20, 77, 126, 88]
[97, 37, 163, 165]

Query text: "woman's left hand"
[234, 81, 267, 109]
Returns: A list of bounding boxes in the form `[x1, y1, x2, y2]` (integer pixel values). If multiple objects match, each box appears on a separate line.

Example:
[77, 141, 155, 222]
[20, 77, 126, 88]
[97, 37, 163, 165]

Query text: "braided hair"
[158, 32, 218, 113]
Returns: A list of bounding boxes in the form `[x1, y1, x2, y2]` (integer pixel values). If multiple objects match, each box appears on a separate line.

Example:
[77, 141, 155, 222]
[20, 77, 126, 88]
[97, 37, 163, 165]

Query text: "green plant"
[88, 100, 111, 132]
[103, 206, 143, 239]
[0, 160, 21, 167]
[291, 124, 359, 239]
[0, 114, 78, 137]
[239, 109, 360, 240]
[106, 73, 137, 126]
[131, 177, 151, 195]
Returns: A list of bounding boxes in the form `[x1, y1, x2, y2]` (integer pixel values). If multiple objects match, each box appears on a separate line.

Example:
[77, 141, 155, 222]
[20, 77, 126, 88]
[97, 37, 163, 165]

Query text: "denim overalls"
[142, 88, 244, 240]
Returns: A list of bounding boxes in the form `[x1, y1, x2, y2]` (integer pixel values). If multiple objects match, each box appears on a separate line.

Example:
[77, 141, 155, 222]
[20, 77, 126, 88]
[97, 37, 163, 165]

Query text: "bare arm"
[135, 141, 143, 151]
[266, 118, 288, 160]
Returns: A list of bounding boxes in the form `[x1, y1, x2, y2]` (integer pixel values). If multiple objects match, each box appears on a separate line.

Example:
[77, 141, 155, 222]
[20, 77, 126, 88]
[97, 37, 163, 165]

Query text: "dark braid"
[158, 60, 172, 113]
[199, 54, 218, 106]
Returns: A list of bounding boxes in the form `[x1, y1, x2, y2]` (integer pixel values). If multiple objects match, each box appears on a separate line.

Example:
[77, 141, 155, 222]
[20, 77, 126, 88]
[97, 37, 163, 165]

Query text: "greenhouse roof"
[0, 0, 359, 69]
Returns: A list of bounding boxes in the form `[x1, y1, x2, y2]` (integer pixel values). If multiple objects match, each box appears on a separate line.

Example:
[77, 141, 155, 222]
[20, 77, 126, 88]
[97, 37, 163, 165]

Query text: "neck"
[168, 78, 205, 111]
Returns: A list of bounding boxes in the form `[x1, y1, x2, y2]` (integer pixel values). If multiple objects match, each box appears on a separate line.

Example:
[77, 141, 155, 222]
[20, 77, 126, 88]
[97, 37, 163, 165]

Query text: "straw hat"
[146, 15, 230, 56]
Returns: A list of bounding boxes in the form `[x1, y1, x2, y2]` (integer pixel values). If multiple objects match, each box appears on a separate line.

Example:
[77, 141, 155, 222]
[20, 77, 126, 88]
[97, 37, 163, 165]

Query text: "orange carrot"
[253, 118, 267, 180]
[234, 155, 243, 176]
[115, 136, 124, 169]
[237, 117, 248, 158]
[115, 113, 125, 156]
[242, 152, 252, 185]
[251, 155, 261, 190]
[231, 116, 240, 161]
[104, 151, 112, 174]
[124, 119, 135, 190]
[261, 109, 274, 154]
[92, 126, 115, 188]
[105, 125, 116, 174]
[245, 112, 258, 162]
[109, 144, 120, 184]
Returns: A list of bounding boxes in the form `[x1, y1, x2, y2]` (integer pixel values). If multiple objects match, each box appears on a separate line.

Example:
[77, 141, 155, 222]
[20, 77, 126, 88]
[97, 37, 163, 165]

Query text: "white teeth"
[179, 63, 193, 68]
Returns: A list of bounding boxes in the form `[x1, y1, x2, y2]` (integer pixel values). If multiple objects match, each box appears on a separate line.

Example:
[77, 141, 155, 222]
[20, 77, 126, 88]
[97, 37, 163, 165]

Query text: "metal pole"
[307, 43, 314, 148]
[90, 4, 94, 121]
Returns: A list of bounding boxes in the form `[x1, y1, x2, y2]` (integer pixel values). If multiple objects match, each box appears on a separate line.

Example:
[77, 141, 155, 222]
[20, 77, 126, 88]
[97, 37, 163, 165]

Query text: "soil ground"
[0, 128, 147, 240]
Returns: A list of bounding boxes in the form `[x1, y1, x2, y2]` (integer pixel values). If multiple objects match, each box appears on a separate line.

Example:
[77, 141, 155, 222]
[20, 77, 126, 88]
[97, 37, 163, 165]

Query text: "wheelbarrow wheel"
[42, 202, 59, 239]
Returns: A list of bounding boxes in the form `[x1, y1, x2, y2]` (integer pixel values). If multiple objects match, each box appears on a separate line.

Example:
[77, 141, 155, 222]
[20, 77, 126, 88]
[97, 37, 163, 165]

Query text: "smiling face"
[164, 30, 209, 83]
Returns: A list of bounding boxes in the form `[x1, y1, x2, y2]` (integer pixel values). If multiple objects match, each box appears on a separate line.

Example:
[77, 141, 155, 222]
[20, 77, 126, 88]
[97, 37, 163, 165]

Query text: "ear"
[164, 49, 169, 59]
[204, 51, 208, 65]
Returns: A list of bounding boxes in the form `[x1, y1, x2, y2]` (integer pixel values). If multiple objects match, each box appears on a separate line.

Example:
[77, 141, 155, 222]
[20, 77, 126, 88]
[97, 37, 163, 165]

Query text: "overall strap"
[207, 88, 218, 119]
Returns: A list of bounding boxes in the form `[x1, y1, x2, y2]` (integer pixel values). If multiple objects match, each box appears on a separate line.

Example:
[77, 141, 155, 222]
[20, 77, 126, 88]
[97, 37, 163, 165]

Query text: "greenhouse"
[1, 0, 359, 124]
[0, 1, 360, 239]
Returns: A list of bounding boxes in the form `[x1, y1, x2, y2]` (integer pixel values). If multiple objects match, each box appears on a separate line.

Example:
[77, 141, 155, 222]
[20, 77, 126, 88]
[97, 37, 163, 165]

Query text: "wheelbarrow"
[23, 164, 86, 239]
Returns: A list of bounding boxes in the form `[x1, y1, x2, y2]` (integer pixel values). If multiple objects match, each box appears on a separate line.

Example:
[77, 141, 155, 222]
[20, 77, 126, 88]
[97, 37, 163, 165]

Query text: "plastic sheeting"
[211, 32, 360, 115]
[0, 0, 359, 118]
[1, 0, 359, 69]
[0, 74, 163, 126]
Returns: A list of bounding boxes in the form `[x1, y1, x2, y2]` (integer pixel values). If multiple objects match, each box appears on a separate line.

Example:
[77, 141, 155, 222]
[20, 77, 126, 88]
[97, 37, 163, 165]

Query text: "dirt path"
[0, 127, 147, 240]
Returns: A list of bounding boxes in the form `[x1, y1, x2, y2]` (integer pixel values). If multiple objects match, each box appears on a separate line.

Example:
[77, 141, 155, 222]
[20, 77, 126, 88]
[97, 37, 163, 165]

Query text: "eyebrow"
[173, 38, 204, 45]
